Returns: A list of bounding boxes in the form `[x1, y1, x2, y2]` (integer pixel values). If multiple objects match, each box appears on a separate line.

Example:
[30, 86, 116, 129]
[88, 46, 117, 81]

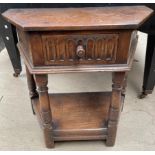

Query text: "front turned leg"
[106, 72, 125, 146]
[35, 74, 54, 148]
[25, 66, 38, 114]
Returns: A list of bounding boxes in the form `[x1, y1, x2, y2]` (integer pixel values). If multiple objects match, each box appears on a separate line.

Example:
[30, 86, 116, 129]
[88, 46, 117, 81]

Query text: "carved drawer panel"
[42, 33, 119, 65]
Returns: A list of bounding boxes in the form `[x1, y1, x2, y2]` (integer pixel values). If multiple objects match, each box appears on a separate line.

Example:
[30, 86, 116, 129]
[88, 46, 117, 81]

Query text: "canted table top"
[2, 6, 153, 31]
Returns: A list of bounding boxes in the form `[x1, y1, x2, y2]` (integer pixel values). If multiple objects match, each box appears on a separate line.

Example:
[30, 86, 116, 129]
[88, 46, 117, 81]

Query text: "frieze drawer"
[41, 33, 119, 66]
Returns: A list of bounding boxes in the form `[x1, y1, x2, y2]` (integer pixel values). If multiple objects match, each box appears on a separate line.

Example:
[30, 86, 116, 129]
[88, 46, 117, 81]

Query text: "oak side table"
[2, 6, 153, 148]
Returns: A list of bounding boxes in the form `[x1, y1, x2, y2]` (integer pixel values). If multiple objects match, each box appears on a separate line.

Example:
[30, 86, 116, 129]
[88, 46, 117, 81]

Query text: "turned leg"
[35, 74, 54, 148]
[140, 34, 155, 98]
[106, 72, 126, 146]
[25, 66, 38, 114]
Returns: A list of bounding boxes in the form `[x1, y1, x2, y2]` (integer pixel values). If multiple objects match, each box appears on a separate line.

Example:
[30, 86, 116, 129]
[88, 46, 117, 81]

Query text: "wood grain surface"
[33, 92, 111, 141]
[2, 6, 153, 31]
[3, 6, 152, 148]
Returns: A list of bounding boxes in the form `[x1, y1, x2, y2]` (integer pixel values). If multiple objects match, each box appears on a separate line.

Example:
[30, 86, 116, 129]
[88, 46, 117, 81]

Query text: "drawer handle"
[76, 45, 85, 58]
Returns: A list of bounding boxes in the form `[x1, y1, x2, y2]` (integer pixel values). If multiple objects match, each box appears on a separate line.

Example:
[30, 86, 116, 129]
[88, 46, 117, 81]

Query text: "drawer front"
[42, 33, 119, 65]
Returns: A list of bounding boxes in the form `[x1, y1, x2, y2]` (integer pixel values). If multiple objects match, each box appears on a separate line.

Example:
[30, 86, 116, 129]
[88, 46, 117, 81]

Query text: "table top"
[2, 6, 153, 31]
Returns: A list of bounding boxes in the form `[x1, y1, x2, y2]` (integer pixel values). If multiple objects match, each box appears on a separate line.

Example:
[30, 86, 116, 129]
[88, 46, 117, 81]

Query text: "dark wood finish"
[0, 3, 116, 76]
[106, 72, 125, 146]
[17, 30, 133, 67]
[41, 32, 119, 65]
[16, 30, 136, 75]
[35, 74, 54, 148]
[33, 92, 110, 141]
[2, 6, 153, 31]
[2, 6, 152, 148]
[1, 4, 155, 98]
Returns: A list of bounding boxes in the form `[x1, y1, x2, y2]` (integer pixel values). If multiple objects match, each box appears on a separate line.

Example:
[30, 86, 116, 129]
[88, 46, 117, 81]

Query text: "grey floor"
[0, 32, 155, 150]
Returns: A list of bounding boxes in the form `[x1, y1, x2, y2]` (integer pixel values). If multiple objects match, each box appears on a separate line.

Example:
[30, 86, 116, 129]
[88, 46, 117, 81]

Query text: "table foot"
[13, 69, 21, 77]
[43, 127, 55, 148]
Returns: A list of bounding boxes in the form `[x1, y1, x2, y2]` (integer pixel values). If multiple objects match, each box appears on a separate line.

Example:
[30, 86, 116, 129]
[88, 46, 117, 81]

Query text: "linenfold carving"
[42, 34, 119, 65]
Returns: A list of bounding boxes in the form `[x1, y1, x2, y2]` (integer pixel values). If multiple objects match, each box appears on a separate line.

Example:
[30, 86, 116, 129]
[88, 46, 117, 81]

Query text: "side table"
[2, 6, 153, 148]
